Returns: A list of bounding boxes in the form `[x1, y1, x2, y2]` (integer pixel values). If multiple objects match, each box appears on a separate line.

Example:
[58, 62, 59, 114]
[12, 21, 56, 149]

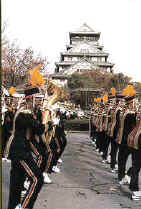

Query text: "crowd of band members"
[89, 94, 141, 200]
[2, 95, 67, 209]
[2, 90, 141, 208]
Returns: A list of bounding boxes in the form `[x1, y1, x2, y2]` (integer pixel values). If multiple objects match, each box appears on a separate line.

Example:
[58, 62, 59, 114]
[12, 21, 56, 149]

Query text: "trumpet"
[42, 80, 62, 124]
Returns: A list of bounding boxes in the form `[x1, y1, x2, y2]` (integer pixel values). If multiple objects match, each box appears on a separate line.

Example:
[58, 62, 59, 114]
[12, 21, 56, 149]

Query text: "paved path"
[2, 132, 141, 209]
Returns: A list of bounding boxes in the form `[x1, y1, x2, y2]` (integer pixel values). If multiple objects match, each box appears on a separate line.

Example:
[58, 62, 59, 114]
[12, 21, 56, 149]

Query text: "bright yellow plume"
[9, 87, 16, 95]
[122, 85, 136, 96]
[28, 64, 45, 87]
[110, 87, 116, 96]
[103, 93, 108, 104]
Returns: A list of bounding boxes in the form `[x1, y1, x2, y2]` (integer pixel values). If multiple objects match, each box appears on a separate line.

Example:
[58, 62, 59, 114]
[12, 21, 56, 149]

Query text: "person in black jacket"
[52, 113, 67, 167]
[110, 95, 125, 172]
[130, 136, 141, 199]
[128, 114, 141, 200]
[8, 112, 44, 209]
[2, 110, 14, 157]
[29, 110, 50, 183]
[118, 96, 136, 184]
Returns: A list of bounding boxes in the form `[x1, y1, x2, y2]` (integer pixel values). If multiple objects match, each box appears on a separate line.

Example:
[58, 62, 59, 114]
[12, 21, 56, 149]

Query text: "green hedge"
[64, 119, 89, 131]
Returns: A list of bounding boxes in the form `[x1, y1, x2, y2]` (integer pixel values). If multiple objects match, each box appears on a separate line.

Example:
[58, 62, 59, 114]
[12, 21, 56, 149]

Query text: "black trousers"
[30, 139, 47, 173]
[46, 134, 67, 173]
[102, 134, 110, 160]
[2, 128, 11, 157]
[50, 134, 65, 168]
[44, 148, 53, 174]
[118, 145, 133, 181]
[110, 139, 119, 169]
[95, 131, 99, 149]
[8, 163, 26, 209]
[95, 131, 103, 152]
[54, 134, 67, 165]
[129, 149, 141, 191]
[47, 138, 58, 173]
[8, 158, 43, 209]
[58, 134, 67, 158]
[90, 124, 96, 141]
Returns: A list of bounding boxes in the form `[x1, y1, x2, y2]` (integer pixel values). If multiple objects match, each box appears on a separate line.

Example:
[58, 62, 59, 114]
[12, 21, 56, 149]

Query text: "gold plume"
[128, 85, 136, 96]
[122, 85, 136, 96]
[110, 87, 116, 96]
[28, 64, 45, 86]
[103, 93, 108, 104]
[9, 87, 16, 95]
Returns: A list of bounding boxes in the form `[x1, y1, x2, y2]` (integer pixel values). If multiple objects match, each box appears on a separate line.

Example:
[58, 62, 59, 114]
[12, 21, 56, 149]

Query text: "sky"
[2, 0, 141, 82]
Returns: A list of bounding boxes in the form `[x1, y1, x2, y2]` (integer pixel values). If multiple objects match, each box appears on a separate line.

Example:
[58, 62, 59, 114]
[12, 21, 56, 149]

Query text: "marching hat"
[108, 92, 116, 99]
[116, 94, 125, 99]
[24, 85, 40, 97]
[125, 95, 135, 104]
[108, 93, 116, 104]
[116, 94, 125, 103]
[108, 95, 115, 100]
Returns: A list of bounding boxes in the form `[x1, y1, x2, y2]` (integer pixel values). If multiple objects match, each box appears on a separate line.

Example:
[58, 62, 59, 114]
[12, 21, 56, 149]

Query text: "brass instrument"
[42, 80, 65, 147]
[42, 80, 62, 125]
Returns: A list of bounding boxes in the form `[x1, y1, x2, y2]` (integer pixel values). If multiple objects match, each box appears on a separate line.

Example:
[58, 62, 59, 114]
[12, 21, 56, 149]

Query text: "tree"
[134, 82, 141, 92]
[107, 73, 131, 91]
[67, 70, 133, 105]
[2, 22, 49, 88]
[2, 42, 48, 88]
[68, 70, 132, 91]
[68, 69, 112, 90]
[68, 69, 112, 105]
[133, 82, 141, 100]
[67, 73, 84, 89]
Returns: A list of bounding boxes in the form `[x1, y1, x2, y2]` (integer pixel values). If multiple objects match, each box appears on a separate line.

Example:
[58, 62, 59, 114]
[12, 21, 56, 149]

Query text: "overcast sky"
[2, 0, 141, 82]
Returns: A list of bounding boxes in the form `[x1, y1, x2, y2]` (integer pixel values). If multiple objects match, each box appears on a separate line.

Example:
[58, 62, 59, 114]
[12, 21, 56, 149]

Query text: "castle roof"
[55, 58, 113, 76]
[69, 23, 100, 36]
[61, 42, 108, 56]
[55, 57, 114, 68]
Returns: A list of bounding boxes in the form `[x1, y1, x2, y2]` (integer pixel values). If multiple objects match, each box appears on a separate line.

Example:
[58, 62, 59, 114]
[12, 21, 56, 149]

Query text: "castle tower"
[55, 23, 114, 75]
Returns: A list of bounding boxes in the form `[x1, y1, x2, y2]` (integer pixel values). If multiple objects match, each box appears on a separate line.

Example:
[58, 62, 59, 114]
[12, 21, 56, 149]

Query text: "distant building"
[52, 23, 114, 86]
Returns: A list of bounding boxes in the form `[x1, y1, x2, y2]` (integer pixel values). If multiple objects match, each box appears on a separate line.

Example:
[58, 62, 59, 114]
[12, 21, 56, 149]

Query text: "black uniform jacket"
[113, 109, 121, 139]
[9, 133, 32, 162]
[138, 133, 141, 151]
[121, 112, 136, 145]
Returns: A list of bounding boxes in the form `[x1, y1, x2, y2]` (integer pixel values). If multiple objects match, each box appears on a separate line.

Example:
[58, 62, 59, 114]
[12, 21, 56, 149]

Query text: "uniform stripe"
[20, 161, 37, 209]
[4, 107, 25, 157]
[46, 150, 53, 171]
[4, 134, 14, 158]
[30, 142, 42, 168]
[37, 155, 42, 167]
[55, 137, 60, 151]
[30, 142, 39, 155]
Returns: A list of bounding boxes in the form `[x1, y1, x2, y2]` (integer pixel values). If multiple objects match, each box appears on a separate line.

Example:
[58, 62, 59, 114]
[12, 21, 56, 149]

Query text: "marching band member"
[101, 103, 111, 163]
[7, 86, 45, 209]
[8, 111, 44, 209]
[128, 110, 141, 199]
[116, 95, 136, 184]
[109, 95, 124, 172]
[2, 109, 14, 158]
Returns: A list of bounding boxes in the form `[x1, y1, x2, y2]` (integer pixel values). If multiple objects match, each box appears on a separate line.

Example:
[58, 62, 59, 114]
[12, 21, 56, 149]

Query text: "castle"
[52, 23, 114, 86]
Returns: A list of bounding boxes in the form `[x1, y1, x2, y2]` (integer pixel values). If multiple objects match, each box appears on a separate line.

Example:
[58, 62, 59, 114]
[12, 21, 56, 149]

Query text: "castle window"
[65, 57, 72, 61]
[72, 57, 78, 61]
[92, 57, 97, 62]
[107, 67, 110, 72]
[98, 57, 101, 62]
[64, 57, 68, 61]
